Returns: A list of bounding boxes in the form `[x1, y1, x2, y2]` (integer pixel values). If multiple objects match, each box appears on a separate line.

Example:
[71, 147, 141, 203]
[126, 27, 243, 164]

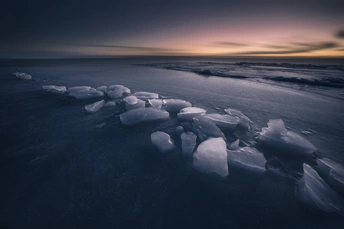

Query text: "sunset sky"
[1, 0, 344, 58]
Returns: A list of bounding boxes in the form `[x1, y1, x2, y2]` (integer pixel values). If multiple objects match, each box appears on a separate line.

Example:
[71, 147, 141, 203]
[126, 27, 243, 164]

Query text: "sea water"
[1, 57, 344, 228]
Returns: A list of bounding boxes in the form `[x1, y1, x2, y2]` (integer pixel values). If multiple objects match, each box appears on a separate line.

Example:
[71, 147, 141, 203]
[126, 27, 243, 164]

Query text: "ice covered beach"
[1, 57, 344, 228]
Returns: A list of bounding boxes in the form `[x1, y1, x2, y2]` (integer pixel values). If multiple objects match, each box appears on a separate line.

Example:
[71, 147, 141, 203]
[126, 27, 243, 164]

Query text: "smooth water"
[1, 57, 344, 228]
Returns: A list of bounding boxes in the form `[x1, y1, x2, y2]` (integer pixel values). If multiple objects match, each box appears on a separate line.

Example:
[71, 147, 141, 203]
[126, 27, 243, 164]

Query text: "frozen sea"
[1, 57, 344, 228]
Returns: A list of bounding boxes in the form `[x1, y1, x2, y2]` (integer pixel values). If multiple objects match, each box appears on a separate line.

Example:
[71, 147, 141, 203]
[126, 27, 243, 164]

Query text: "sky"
[1, 0, 344, 58]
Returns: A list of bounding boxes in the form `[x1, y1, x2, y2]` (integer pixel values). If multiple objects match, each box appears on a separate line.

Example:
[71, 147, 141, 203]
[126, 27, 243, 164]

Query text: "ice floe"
[229, 139, 240, 150]
[85, 100, 105, 113]
[13, 72, 32, 80]
[257, 119, 317, 158]
[177, 107, 206, 121]
[134, 91, 159, 100]
[68, 86, 92, 92]
[96, 86, 108, 92]
[203, 114, 240, 129]
[181, 132, 197, 156]
[108, 85, 131, 92]
[175, 126, 184, 135]
[42, 85, 67, 94]
[120, 108, 170, 126]
[69, 88, 104, 100]
[148, 99, 163, 109]
[151, 131, 175, 153]
[163, 99, 192, 112]
[315, 158, 344, 196]
[224, 108, 251, 129]
[104, 101, 117, 107]
[106, 85, 130, 99]
[193, 137, 228, 177]
[123, 95, 145, 110]
[192, 117, 226, 142]
[227, 146, 266, 175]
[297, 164, 344, 216]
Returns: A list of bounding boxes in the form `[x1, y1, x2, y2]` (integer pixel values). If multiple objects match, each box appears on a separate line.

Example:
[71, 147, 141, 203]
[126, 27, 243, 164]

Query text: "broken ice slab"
[96, 86, 108, 92]
[181, 132, 197, 156]
[297, 164, 344, 216]
[13, 72, 32, 80]
[151, 131, 175, 153]
[85, 100, 105, 113]
[257, 119, 317, 159]
[42, 85, 56, 91]
[123, 95, 145, 110]
[163, 99, 192, 112]
[134, 91, 159, 100]
[193, 137, 228, 177]
[228, 139, 240, 150]
[203, 113, 240, 129]
[120, 108, 170, 126]
[104, 101, 117, 107]
[175, 126, 184, 135]
[315, 158, 344, 196]
[108, 85, 131, 92]
[192, 117, 226, 142]
[106, 85, 131, 99]
[68, 86, 93, 92]
[177, 107, 206, 121]
[148, 99, 163, 109]
[69, 88, 104, 100]
[42, 85, 67, 94]
[227, 146, 266, 175]
[224, 108, 251, 129]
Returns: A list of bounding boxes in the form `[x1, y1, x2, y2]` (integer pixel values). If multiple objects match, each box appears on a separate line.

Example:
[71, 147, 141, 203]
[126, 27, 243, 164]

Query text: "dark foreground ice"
[1, 57, 344, 228]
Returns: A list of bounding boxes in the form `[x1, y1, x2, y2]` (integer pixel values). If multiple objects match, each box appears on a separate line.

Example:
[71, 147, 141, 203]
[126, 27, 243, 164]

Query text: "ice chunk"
[257, 119, 317, 158]
[104, 101, 117, 107]
[224, 108, 251, 129]
[85, 100, 105, 113]
[175, 126, 184, 135]
[177, 107, 206, 121]
[106, 90, 124, 99]
[229, 139, 240, 150]
[13, 72, 32, 80]
[227, 147, 266, 174]
[151, 131, 175, 153]
[193, 137, 228, 177]
[69, 89, 104, 100]
[42, 85, 67, 94]
[120, 108, 169, 126]
[51, 86, 67, 94]
[297, 164, 344, 216]
[108, 85, 131, 93]
[95, 123, 105, 128]
[192, 117, 226, 142]
[315, 158, 344, 196]
[123, 95, 138, 105]
[181, 132, 197, 156]
[96, 86, 108, 92]
[42, 85, 56, 91]
[134, 91, 159, 100]
[106, 86, 130, 99]
[148, 99, 163, 109]
[106, 85, 130, 99]
[123, 96, 145, 110]
[203, 114, 240, 129]
[163, 99, 192, 112]
[68, 86, 92, 92]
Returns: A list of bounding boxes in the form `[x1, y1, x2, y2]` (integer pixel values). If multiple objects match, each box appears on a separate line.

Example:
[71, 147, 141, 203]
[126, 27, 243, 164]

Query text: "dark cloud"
[212, 42, 247, 47]
[79, 44, 184, 53]
[233, 42, 338, 55]
[335, 29, 344, 39]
